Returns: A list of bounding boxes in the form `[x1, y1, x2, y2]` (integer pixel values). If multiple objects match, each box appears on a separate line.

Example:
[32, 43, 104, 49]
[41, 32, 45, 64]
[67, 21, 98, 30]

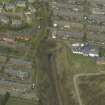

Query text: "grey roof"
[28, 5, 36, 13]
[16, 0, 26, 7]
[0, 79, 31, 88]
[53, 2, 84, 11]
[28, 0, 35, 3]
[54, 30, 84, 38]
[9, 58, 32, 65]
[87, 32, 105, 42]
[5, 68, 31, 79]
[53, 20, 83, 30]
[11, 19, 23, 28]
[5, 69, 18, 76]
[0, 15, 9, 24]
[89, 15, 105, 24]
[5, 3, 16, 10]
[96, 57, 105, 61]
[53, 8, 83, 18]
[89, 0, 105, 4]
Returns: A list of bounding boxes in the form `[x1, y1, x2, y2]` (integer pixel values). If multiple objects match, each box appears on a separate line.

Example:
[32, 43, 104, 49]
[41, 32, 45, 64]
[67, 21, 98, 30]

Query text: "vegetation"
[78, 75, 105, 105]
[54, 40, 105, 105]
[0, 92, 10, 105]
[99, 47, 105, 57]
[33, 41, 58, 105]
[6, 97, 36, 105]
[0, 45, 26, 57]
[6, 1, 53, 105]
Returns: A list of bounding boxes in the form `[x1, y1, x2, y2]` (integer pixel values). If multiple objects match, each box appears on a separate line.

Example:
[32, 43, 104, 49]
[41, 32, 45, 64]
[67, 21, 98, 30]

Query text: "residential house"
[28, 0, 36, 3]
[92, 8, 105, 15]
[0, 79, 31, 97]
[28, 5, 36, 13]
[0, 15, 9, 25]
[55, 30, 84, 39]
[5, 69, 30, 80]
[5, 3, 16, 12]
[8, 58, 32, 69]
[25, 13, 33, 24]
[11, 19, 24, 28]
[17, 70, 30, 80]
[16, 0, 26, 8]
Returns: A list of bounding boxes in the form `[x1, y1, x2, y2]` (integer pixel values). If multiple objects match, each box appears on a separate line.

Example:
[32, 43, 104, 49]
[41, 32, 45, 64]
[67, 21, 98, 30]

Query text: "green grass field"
[55, 40, 105, 105]
[6, 97, 36, 105]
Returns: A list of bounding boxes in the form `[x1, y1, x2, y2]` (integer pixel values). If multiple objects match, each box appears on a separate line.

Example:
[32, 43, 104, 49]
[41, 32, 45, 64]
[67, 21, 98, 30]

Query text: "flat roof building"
[71, 42, 99, 57]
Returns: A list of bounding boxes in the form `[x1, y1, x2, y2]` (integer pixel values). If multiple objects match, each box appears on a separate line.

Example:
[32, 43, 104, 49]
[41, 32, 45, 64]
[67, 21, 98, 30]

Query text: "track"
[48, 54, 64, 105]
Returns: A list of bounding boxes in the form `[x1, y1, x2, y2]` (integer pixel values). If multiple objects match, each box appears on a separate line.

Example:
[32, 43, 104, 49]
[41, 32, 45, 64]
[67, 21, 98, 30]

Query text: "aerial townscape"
[0, 0, 105, 105]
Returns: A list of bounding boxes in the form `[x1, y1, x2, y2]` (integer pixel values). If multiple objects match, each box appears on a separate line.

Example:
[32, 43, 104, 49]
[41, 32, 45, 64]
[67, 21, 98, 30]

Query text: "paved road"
[73, 71, 105, 105]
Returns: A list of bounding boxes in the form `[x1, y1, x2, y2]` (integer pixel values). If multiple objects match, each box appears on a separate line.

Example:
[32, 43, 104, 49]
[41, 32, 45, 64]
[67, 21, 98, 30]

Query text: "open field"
[6, 97, 36, 105]
[77, 74, 105, 105]
[54, 40, 105, 105]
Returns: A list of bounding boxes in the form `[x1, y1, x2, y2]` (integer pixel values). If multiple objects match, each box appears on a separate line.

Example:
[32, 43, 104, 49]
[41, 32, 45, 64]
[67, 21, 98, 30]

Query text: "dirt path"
[73, 71, 105, 105]
[50, 55, 64, 105]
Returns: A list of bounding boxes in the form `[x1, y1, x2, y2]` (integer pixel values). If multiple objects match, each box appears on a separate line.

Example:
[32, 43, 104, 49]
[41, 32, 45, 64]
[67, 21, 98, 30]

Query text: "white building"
[71, 42, 99, 58]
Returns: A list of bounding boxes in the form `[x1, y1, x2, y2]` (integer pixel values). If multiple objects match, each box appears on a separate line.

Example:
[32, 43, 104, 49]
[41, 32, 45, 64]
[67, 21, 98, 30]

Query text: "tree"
[1, 92, 10, 105]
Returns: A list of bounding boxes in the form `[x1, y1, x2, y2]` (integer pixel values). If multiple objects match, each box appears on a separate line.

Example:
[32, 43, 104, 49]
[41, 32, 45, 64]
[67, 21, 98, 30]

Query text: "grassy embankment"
[54, 40, 105, 105]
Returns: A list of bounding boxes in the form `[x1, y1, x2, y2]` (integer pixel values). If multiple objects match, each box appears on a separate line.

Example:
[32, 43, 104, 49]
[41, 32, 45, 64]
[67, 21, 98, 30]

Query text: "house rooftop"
[0, 15, 9, 24]
[5, 3, 16, 10]
[16, 0, 26, 7]
[5, 68, 31, 80]
[9, 58, 32, 65]
[28, 0, 36, 3]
